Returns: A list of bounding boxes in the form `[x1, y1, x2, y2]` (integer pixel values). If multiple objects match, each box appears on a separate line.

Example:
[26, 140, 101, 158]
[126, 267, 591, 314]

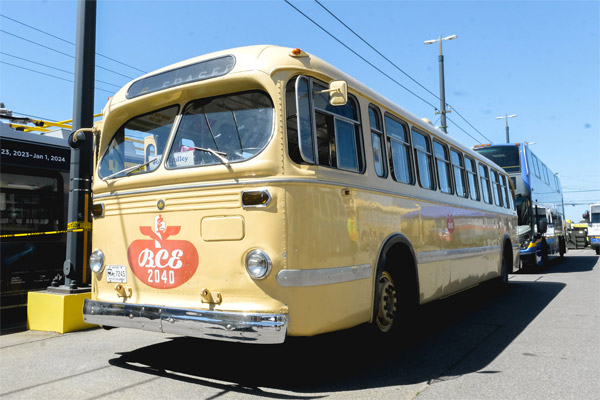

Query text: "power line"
[315, 0, 491, 144]
[1, 52, 121, 88]
[288, 1, 489, 144]
[314, 0, 440, 101]
[563, 189, 600, 193]
[446, 116, 480, 143]
[451, 108, 492, 143]
[1, 61, 115, 95]
[1, 29, 73, 58]
[0, 29, 135, 80]
[0, 13, 147, 74]
[283, 0, 439, 111]
[10, 111, 57, 122]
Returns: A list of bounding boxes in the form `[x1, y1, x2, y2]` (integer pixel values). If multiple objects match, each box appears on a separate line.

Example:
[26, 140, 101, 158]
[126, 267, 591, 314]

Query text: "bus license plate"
[106, 265, 127, 283]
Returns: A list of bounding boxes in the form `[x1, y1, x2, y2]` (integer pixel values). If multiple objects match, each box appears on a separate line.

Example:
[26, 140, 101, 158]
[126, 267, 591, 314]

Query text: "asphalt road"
[1, 249, 598, 399]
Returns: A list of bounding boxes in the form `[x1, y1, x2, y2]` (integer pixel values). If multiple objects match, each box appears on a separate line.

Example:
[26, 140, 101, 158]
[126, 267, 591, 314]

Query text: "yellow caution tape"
[67, 221, 93, 231]
[0, 228, 84, 238]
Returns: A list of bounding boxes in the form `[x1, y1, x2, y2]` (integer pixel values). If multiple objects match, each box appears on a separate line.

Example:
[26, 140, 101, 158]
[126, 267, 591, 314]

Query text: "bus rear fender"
[372, 233, 420, 323]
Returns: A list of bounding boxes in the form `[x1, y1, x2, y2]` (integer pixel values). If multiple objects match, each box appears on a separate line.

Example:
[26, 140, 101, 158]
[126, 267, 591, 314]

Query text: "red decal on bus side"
[447, 215, 455, 234]
[127, 215, 198, 289]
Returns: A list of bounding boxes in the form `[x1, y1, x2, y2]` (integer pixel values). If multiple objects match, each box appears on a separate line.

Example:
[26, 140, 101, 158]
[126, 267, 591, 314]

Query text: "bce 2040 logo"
[127, 215, 198, 289]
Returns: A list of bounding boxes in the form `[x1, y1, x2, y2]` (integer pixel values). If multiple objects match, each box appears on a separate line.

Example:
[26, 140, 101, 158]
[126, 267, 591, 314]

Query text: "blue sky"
[1, 0, 598, 222]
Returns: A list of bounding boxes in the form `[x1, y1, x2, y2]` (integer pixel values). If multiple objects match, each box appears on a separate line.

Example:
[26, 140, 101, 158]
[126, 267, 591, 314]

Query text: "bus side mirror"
[539, 221, 548, 234]
[329, 80, 348, 106]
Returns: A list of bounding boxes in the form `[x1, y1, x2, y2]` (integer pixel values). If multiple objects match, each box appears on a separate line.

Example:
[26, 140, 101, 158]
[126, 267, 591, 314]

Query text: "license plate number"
[106, 265, 127, 283]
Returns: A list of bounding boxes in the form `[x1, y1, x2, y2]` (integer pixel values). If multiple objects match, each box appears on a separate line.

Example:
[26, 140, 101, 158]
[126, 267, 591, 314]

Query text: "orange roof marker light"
[290, 48, 309, 58]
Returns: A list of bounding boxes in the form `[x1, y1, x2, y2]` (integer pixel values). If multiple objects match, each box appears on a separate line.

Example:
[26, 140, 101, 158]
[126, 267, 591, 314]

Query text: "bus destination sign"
[126, 55, 236, 99]
[0, 138, 70, 171]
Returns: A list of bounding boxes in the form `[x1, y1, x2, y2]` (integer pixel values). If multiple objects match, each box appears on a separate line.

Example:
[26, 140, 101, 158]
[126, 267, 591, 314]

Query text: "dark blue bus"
[0, 124, 70, 314]
[474, 143, 566, 267]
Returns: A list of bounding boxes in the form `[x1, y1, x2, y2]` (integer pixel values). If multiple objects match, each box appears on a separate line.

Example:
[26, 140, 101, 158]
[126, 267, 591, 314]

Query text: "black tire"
[500, 249, 509, 284]
[596, 247, 600, 255]
[540, 239, 549, 267]
[559, 237, 566, 259]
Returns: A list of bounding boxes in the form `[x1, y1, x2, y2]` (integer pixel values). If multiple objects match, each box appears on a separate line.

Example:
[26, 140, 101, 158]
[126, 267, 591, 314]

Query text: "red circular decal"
[127, 215, 198, 289]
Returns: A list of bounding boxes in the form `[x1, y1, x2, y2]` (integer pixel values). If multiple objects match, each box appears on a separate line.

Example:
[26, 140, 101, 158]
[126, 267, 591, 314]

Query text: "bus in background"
[588, 204, 600, 254]
[0, 124, 70, 316]
[83, 45, 518, 344]
[474, 143, 566, 267]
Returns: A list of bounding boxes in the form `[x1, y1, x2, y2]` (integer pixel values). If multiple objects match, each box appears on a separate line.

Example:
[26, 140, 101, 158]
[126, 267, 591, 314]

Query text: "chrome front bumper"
[83, 299, 287, 344]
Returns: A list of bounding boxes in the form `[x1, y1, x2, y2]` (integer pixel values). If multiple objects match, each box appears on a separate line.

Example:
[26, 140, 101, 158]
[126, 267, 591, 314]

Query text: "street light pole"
[62, 0, 96, 292]
[496, 114, 518, 143]
[425, 34, 457, 134]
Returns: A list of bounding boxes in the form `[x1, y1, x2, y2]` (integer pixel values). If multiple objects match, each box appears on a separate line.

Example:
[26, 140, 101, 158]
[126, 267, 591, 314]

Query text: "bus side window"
[465, 156, 480, 201]
[542, 164, 550, 184]
[313, 88, 362, 171]
[450, 148, 468, 198]
[296, 76, 315, 163]
[479, 164, 492, 204]
[530, 152, 541, 178]
[287, 76, 363, 173]
[385, 114, 413, 184]
[369, 106, 386, 178]
[491, 169, 503, 207]
[434, 141, 453, 194]
[500, 174, 511, 209]
[412, 129, 435, 190]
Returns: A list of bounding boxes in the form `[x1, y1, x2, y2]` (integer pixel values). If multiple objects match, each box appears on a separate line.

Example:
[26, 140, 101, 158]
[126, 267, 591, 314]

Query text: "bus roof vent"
[421, 118, 434, 126]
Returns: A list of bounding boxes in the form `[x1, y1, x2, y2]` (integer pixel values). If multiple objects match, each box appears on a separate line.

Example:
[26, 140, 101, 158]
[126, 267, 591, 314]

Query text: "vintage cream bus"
[83, 45, 518, 344]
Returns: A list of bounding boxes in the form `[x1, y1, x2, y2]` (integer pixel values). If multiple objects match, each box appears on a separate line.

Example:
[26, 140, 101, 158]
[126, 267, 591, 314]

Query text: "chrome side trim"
[83, 299, 287, 344]
[93, 177, 516, 216]
[417, 245, 500, 264]
[276, 263, 372, 287]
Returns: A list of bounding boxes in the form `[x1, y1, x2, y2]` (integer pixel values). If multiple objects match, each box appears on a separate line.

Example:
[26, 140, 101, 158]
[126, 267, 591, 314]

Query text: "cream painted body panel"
[92, 186, 288, 315]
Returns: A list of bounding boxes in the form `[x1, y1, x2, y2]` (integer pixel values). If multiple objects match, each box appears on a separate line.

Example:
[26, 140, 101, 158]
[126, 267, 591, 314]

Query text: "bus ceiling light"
[242, 190, 271, 207]
[245, 249, 272, 280]
[90, 250, 105, 274]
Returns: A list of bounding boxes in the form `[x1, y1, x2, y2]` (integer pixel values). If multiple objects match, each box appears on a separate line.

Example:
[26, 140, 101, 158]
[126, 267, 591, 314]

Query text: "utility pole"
[424, 35, 457, 134]
[53, 0, 96, 292]
[496, 114, 518, 143]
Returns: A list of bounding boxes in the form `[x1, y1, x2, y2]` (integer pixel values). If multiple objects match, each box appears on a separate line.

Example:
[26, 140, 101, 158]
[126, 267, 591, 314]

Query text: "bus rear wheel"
[375, 270, 398, 334]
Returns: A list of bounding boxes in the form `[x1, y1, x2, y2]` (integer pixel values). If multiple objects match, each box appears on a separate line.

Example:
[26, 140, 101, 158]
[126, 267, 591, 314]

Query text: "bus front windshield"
[516, 196, 531, 228]
[99, 106, 178, 180]
[99, 91, 274, 180]
[167, 91, 273, 169]
[475, 146, 520, 173]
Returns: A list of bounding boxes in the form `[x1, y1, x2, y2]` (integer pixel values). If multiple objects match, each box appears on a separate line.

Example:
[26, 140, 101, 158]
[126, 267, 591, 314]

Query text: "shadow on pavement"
[516, 252, 598, 274]
[0, 306, 27, 335]
[108, 277, 566, 397]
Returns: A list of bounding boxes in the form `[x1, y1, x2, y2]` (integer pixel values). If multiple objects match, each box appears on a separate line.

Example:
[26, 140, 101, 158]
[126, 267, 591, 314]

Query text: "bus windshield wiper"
[193, 147, 230, 166]
[104, 156, 159, 180]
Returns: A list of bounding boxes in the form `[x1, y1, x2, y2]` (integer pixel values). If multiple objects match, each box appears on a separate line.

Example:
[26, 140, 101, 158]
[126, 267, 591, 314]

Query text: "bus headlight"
[90, 250, 105, 273]
[245, 249, 272, 280]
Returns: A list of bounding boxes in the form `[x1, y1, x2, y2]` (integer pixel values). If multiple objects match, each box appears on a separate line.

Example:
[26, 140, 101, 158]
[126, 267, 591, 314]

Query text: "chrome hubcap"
[376, 271, 397, 333]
